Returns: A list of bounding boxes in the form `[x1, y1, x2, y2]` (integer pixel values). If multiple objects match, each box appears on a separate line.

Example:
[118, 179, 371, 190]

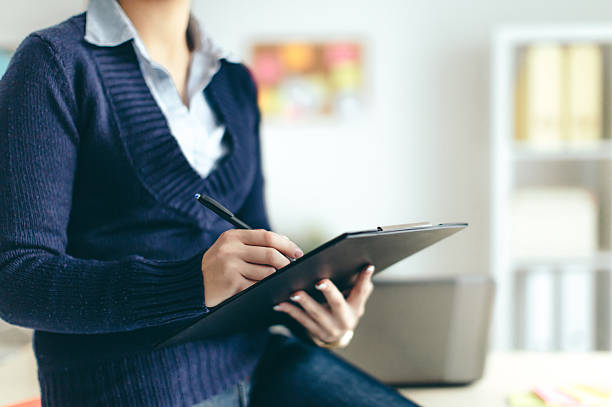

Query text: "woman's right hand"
[201, 229, 304, 307]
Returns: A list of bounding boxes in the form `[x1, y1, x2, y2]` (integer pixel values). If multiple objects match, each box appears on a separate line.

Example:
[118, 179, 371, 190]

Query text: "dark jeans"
[248, 333, 420, 407]
[193, 334, 420, 407]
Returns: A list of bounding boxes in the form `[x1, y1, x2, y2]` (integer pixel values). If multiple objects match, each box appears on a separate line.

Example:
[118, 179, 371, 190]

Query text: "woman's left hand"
[273, 264, 375, 346]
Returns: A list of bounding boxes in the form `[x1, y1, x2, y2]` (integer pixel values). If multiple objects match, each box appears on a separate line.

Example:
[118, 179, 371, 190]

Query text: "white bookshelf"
[513, 141, 612, 161]
[490, 25, 612, 351]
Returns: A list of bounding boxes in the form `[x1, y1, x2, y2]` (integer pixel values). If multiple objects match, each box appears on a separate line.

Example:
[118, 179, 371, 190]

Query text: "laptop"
[334, 273, 495, 386]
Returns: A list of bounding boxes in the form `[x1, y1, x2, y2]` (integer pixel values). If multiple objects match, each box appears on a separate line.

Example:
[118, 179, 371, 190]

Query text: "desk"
[0, 346, 37, 406]
[0, 349, 610, 406]
[402, 352, 612, 407]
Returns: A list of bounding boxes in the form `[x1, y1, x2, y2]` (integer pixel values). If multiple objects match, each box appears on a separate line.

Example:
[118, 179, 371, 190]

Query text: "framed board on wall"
[250, 41, 364, 121]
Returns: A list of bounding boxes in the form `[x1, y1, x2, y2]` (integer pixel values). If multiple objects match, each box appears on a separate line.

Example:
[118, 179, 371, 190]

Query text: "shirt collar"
[84, 0, 136, 47]
[84, 0, 238, 63]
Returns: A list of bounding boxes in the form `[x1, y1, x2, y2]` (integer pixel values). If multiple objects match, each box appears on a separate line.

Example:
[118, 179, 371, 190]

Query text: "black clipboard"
[157, 222, 467, 348]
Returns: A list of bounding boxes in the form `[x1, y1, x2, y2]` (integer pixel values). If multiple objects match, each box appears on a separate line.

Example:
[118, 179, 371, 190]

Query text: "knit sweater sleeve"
[0, 35, 208, 334]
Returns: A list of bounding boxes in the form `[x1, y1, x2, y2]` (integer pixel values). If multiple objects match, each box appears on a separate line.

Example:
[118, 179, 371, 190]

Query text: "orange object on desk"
[3, 398, 41, 407]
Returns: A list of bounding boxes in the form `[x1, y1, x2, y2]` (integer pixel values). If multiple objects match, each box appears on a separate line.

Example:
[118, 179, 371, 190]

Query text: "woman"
[0, 0, 419, 406]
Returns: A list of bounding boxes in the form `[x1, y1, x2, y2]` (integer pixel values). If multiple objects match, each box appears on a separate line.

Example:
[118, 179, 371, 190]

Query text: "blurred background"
[2, 0, 612, 405]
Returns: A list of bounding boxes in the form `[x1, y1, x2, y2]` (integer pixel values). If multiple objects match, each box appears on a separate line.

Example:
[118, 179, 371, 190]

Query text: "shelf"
[513, 141, 612, 161]
[512, 251, 612, 270]
[495, 24, 612, 45]
[491, 24, 612, 350]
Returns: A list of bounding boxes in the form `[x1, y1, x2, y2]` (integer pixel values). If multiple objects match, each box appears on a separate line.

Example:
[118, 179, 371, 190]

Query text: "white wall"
[0, 0, 86, 48]
[193, 0, 612, 279]
[2, 0, 612, 280]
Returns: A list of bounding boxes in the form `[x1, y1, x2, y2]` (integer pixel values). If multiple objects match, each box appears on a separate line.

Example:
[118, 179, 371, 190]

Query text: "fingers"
[273, 302, 329, 341]
[347, 265, 375, 317]
[232, 229, 303, 259]
[240, 245, 290, 270]
[288, 291, 344, 341]
[272, 265, 376, 344]
[238, 262, 276, 281]
[204, 229, 302, 308]
[314, 279, 353, 327]
[211, 272, 254, 305]
[233, 278, 255, 293]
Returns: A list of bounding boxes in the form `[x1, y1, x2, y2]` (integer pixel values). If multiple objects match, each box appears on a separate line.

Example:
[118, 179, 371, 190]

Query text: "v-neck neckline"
[91, 41, 257, 226]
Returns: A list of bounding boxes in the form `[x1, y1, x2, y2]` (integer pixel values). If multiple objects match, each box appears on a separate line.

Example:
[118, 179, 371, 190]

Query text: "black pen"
[194, 193, 295, 262]
[195, 193, 252, 229]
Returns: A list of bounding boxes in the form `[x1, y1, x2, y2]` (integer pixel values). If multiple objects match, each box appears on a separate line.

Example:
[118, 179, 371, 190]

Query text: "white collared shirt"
[85, 0, 232, 178]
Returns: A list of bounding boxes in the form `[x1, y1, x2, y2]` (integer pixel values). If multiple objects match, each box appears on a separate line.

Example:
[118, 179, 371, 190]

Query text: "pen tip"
[194, 193, 200, 199]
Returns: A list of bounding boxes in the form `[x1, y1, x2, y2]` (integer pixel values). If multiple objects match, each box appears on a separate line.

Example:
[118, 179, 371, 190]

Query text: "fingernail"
[294, 248, 304, 258]
[315, 281, 327, 290]
[282, 235, 290, 240]
[273, 305, 283, 311]
[290, 294, 301, 301]
[366, 265, 375, 274]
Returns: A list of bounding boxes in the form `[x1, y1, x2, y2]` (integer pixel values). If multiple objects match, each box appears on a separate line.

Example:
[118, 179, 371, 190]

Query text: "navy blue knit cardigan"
[0, 13, 271, 406]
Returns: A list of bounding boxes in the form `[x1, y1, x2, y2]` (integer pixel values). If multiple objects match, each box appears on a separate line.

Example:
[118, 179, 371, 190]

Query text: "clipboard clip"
[377, 222, 433, 232]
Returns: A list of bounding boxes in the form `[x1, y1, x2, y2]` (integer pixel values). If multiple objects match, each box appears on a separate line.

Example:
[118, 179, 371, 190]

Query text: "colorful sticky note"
[559, 385, 609, 405]
[572, 386, 611, 401]
[533, 385, 580, 406]
[508, 392, 548, 406]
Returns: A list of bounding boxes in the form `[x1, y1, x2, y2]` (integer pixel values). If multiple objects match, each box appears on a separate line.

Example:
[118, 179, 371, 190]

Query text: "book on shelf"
[566, 45, 603, 143]
[518, 266, 594, 351]
[516, 45, 565, 145]
[560, 267, 594, 351]
[515, 44, 603, 147]
[523, 267, 555, 350]
[510, 187, 598, 259]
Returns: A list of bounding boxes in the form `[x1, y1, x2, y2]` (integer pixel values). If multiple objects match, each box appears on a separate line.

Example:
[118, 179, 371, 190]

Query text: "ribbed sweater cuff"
[124, 251, 208, 326]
